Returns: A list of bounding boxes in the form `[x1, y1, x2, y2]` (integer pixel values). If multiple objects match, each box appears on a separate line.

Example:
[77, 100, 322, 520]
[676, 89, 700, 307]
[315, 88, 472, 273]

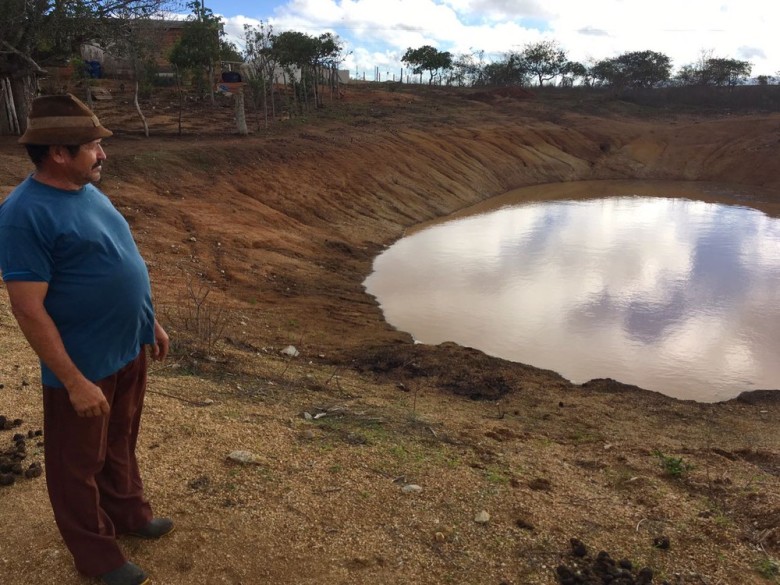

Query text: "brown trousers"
[43, 350, 153, 577]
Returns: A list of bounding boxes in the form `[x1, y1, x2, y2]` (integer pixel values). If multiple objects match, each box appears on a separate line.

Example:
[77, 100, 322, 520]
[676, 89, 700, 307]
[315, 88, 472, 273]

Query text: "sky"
[193, 0, 780, 80]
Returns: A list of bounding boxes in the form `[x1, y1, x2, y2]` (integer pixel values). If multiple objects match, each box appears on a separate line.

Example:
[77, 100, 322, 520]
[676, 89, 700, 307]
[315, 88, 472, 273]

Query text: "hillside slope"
[0, 85, 778, 585]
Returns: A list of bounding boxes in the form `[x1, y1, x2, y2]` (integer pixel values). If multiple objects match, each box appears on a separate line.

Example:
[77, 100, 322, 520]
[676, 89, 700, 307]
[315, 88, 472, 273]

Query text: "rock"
[637, 567, 654, 585]
[401, 484, 422, 494]
[0, 473, 15, 486]
[226, 450, 262, 465]
[653, 535, 671, 549]
[280, 345, 300, 357]
[303, 412, 313, 421]
[474, 510, 491, 524]
[570, 538, 588, 557]
[24, 463, 42, 479]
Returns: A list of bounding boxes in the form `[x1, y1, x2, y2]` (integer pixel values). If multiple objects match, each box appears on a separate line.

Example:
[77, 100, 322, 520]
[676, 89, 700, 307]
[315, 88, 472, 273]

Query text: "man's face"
[62, 140, 106, 187]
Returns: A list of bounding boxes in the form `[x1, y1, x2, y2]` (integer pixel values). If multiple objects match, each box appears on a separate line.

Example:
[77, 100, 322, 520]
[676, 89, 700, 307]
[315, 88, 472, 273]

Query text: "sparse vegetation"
[654, 450, 693, 478]
[0, 80, 778, 585]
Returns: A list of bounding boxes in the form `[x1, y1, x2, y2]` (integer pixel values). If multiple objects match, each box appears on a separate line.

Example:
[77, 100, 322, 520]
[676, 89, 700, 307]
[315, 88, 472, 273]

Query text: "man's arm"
[5, 281, 109, 417]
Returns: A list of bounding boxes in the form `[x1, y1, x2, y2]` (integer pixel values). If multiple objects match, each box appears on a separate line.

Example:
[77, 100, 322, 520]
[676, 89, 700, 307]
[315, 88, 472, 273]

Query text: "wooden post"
[235, 87, 248, 136]
[2, 77, 21, 134]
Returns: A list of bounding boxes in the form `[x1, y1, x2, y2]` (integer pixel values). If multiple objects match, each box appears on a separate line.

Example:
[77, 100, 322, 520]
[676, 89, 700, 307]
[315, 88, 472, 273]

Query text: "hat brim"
[18, 125, 113, 145]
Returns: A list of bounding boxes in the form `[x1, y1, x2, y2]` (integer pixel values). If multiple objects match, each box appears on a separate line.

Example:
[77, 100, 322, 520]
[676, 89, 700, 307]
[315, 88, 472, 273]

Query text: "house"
[79, 20, 189, 79]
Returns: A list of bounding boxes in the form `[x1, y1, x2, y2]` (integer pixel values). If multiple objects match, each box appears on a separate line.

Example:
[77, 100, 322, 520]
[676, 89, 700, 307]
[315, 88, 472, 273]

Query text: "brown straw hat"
[18, 93, 112, 145]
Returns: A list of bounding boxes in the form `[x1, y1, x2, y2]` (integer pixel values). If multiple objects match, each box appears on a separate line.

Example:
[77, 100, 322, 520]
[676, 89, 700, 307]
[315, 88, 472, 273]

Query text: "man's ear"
[48, 145, 75, 164]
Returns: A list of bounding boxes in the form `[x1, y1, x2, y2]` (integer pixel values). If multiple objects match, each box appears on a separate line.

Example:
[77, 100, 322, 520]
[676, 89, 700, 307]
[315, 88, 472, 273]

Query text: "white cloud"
[215, 0, 780, 77]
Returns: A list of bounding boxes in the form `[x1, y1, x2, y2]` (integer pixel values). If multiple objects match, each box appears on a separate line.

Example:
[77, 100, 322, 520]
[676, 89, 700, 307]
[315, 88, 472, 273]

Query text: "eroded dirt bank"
[0, 87, 778, 585]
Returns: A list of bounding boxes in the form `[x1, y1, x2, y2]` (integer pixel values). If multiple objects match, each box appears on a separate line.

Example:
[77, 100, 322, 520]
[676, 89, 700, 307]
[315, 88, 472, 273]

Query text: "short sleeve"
[0, 226, 53, 282]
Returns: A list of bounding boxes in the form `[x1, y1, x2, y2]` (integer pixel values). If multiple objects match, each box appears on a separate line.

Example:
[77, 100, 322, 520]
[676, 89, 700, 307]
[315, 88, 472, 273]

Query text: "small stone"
[474, 510, 491, 524]
[653, 535, 671, 549]
[434, 531, 446, 542]
[24, 463, 42, 479]
[570, 538, 588, 557]
[226, 450, 262, 465]
[401, 484, 422, 494]
[637, 567, 654, 585]
[0, 473, 15, 486]
[302, 430, 315, 440]
[303, 412, 313, 421]
[280, 345, 300, 358]
[202, 399, 214, 405]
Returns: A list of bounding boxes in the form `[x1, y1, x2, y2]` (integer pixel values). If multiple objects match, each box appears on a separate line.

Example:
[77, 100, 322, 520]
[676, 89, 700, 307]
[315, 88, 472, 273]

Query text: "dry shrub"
[160, 278, 228, 359]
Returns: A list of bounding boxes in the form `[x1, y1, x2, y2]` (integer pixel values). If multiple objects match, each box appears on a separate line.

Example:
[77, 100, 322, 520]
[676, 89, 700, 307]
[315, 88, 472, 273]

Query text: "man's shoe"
[128, 518, 174, 539]
[100, 561, 150, 585]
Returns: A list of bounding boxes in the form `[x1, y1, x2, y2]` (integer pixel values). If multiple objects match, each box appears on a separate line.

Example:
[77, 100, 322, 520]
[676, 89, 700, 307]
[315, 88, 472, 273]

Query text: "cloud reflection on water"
[364, 195, 780, 401]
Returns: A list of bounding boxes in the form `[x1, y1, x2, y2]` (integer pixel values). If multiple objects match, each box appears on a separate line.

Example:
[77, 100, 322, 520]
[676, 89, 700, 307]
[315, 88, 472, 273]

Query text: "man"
[0, 94, 171, 585]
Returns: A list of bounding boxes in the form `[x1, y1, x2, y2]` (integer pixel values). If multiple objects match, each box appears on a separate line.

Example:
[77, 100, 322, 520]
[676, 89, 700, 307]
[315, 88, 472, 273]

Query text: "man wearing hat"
[0, 94, 170, 585]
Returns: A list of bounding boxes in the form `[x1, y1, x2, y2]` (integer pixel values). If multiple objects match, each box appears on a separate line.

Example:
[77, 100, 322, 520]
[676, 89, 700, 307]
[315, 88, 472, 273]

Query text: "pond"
[363, 181, 780, 402]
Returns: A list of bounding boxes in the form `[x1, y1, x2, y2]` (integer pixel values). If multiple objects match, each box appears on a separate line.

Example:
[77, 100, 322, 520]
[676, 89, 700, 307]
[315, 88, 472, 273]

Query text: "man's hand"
[6, 280, 109, 417]
[66, 379, 110, 417]
[151, 320, 169, 361]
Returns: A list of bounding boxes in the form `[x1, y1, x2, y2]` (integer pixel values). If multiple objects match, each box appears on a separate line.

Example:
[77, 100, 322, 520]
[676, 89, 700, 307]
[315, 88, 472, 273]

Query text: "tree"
[168, 1, 223, 101]
[313, 32, 344, 104]
[560, 61, 587, 87]
[450, 50, 486, 86]
[243, 21, 278, 129]
[702, 58, 752, 87]
[272, 30, 319, 112]
[0, 0, 167, 135]
[480, 52, 529, 86]
[521, 40, 568, 86]
[591, 50, 672, 88]
[674, 56, 752, 87]
[401, 45, 453, 85]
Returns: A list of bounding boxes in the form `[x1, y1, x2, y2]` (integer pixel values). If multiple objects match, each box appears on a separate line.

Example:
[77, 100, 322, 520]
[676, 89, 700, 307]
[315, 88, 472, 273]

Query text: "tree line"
[402, 41, 761, 89]
[0, 0, 773, 137]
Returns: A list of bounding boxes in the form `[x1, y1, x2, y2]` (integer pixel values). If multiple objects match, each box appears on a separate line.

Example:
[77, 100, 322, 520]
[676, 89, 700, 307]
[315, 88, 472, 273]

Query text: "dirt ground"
[0, 83, 778, 585]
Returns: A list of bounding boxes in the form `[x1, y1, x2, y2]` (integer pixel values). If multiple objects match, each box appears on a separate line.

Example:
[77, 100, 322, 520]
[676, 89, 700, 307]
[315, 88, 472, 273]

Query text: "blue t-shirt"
[0, 176, 155, 387]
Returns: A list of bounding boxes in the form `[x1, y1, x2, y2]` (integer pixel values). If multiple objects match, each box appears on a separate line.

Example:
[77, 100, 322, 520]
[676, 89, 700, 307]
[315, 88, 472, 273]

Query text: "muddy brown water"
[364, 180, 780, 402]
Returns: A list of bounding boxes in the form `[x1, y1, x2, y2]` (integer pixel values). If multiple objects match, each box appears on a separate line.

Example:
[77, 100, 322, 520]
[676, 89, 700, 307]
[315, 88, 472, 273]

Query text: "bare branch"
[0, 41, 47, 75]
